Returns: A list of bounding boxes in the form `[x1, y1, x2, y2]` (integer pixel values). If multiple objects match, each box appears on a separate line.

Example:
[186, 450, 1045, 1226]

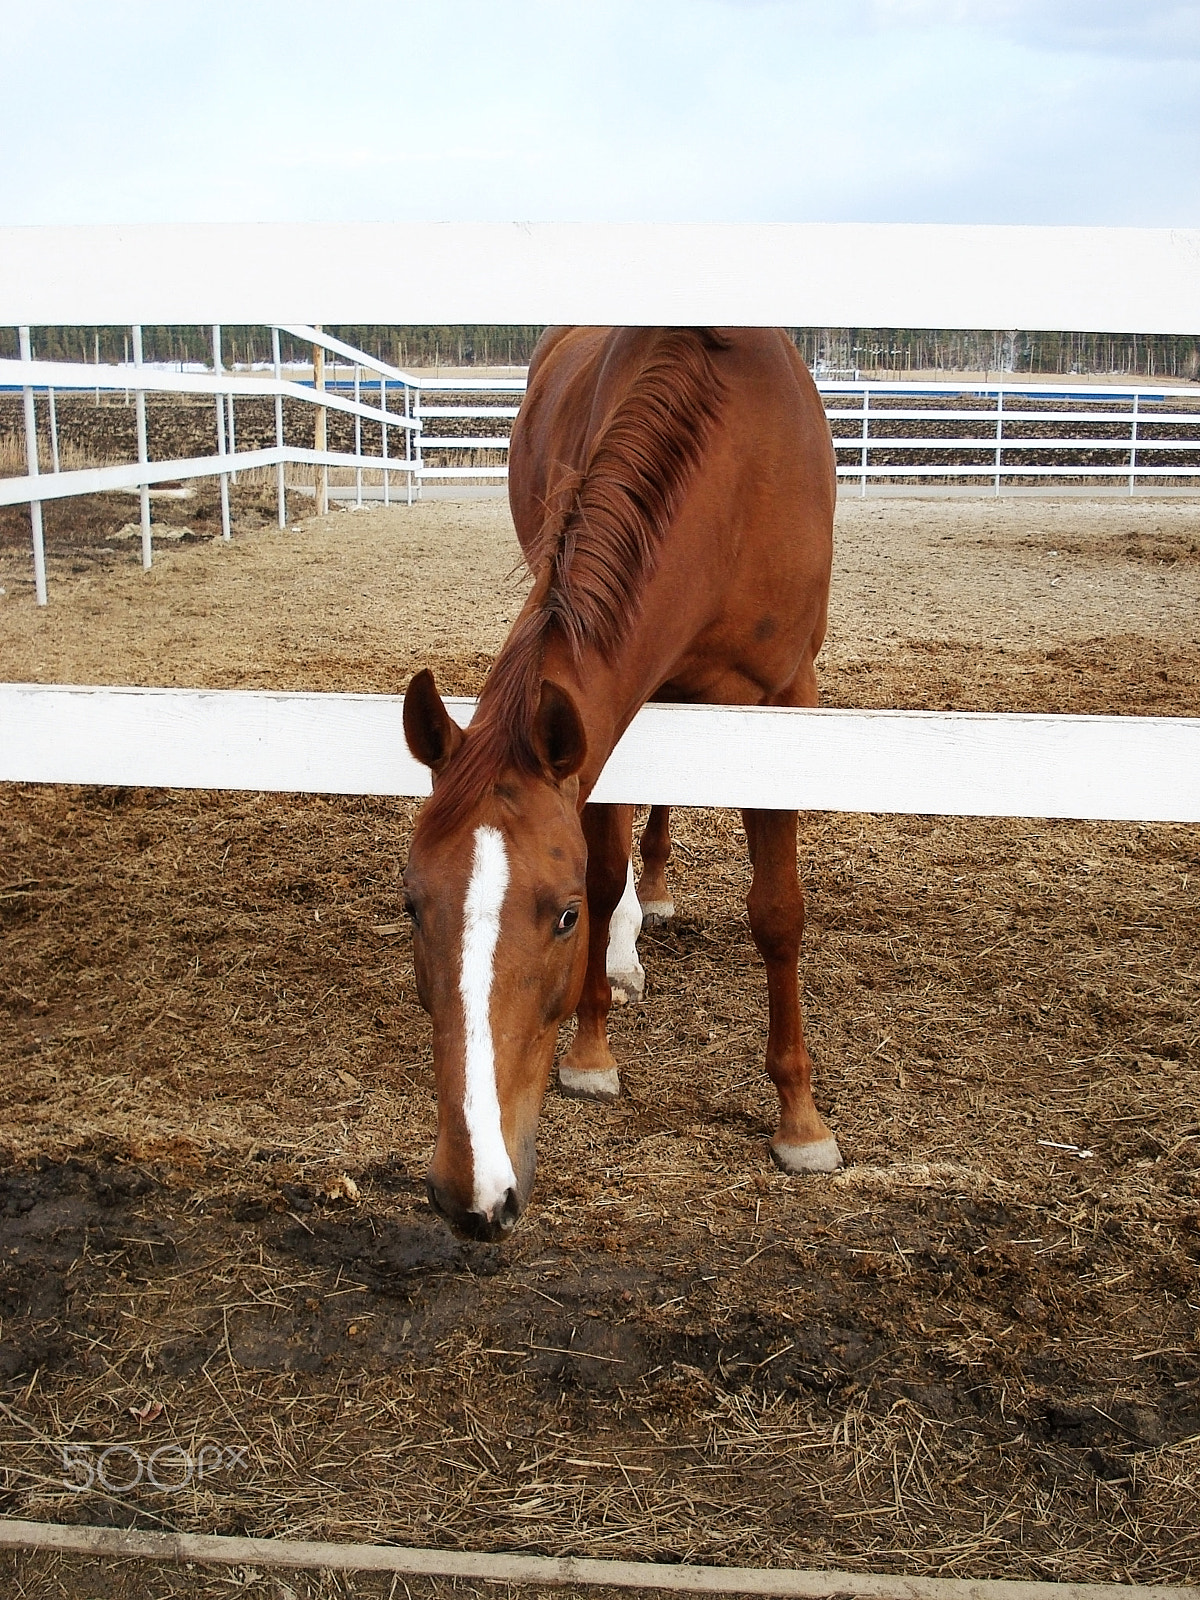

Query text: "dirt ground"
[1, 488, 1199, 1598]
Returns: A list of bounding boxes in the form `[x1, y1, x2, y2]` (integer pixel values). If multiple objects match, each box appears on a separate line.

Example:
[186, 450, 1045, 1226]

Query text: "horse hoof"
[558, 1065, 621, 1101]
[638, 899, 675, 928]
[607, 967, 645, 1005]
[770, 1134, 843, 1174]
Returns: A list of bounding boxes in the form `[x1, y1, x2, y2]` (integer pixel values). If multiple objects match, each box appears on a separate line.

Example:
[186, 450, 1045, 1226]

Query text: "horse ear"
[404, 668, 464, 774]
[532, 680, 587, 782]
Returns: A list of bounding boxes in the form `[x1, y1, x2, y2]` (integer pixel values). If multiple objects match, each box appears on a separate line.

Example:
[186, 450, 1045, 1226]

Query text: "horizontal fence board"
[419, 436, 512, 449]
[831, 411, 1199, 420]
[835, 464, 1200, 478]
[829, 440, 1200, 453]
[2, 222, 1199, 330]
[3, 686, 1198, 822]
[0, 359, 419, 433]
[0, 449, 416, 507]
[0, 448, 287, 506]
[418, 407, 524, 418]
[820, 382, 1196, 397]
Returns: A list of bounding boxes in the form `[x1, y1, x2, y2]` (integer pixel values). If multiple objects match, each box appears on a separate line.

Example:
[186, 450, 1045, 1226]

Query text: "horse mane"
[418, 327, 728, 840]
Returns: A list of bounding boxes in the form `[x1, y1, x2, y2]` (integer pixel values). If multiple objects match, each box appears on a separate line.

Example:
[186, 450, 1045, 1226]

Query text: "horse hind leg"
[605, 857, 645, 1004]
[637, 804, 675, 925]
[744, 806, 842, 1174]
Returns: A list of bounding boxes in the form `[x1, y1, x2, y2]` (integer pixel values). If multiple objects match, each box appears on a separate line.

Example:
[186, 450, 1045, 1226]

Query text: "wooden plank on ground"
[0, 1519, 1197, 1600]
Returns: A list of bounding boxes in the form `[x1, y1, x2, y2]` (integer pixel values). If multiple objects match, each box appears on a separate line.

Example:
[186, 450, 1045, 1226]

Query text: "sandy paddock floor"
[1, 491, 1199, 1597]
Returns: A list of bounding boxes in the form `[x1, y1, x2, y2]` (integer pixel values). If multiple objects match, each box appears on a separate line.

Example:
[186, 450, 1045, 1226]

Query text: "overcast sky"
[3, 0, 1198, 228]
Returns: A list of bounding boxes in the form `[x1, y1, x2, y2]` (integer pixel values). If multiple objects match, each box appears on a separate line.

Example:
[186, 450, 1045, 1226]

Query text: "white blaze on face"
[459, 824, 518, 1215]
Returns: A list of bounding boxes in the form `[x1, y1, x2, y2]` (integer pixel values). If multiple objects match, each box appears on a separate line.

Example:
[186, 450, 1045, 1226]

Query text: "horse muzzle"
[426, 1175, 524, 1242]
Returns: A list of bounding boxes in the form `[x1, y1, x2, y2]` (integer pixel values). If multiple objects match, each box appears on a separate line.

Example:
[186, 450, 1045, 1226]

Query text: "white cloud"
[865, 0, 1200, 56]
[0, 0, 1196, 225]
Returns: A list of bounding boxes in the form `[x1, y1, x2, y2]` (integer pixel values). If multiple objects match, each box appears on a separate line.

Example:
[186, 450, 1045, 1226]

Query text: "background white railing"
[824, 379, 1200, 494]
[0, 323, 426, 603]
[4, 325, 1200, 606]
[399, 376, 1200, 495]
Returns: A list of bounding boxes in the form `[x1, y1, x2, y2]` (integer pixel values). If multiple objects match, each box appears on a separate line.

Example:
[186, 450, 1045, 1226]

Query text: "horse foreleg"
[744, 807, 842, 1173]
[605, 857, 645, 1004]
[559, 802, 629, 1101]
[637, 804, 674, 923]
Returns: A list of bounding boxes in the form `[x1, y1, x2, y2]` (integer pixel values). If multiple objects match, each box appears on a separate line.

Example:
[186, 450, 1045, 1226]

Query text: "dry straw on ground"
[1, 488, 1198, 1596]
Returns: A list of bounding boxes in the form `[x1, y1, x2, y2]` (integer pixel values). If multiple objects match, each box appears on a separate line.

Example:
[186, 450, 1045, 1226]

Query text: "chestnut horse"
[402, 326, 840, 1241]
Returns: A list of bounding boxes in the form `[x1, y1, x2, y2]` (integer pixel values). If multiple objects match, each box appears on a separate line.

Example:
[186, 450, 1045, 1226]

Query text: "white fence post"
[994, 387, 1004, 497]
[212, 324, 231, 541]
[271, 325, 286, 529]
[131, 324, 152, 570]
[18, 325, 48, 607]
[1129, 392, 1140, 496]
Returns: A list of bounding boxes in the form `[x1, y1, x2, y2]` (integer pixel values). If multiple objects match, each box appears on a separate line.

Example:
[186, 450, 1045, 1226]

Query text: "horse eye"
[555, 906, 580, 936]
[403, 895, 420, 928]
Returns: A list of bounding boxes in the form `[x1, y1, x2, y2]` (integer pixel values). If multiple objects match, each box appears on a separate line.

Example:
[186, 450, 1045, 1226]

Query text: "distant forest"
[4, 324, 1199, 380]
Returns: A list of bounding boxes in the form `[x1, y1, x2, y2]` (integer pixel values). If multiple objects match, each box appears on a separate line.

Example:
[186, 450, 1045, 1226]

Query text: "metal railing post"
[859, 386, 869, 498]
[404, 382, 413, 506]
[380, 377, 390, 507]
[1129, 392, 1139, 496]
[132, 325, 153, 569]
[313, 331, 328, 517]
[212, 324, 231, 541]
[354, 364, 363, 508]
[18, 326, 48, 607]
[272, 326, 286, 528]
[993, 387, 1004, 497]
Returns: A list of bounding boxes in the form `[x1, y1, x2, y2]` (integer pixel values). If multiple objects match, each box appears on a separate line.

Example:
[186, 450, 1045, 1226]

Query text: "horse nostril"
[426, 1177, 449, 1219]
[468, 1190, 522, 1241]
[426, 1177, 521, 1242]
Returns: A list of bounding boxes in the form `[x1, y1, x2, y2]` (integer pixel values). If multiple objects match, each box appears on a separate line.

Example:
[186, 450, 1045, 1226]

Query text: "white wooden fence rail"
[0, 447, 389, 508]
[3, 223, 1198, 330]
[3, 685, 1198, 823]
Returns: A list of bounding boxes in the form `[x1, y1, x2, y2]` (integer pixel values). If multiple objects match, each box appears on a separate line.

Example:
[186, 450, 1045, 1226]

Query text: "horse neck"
[538, 633, 649, 802]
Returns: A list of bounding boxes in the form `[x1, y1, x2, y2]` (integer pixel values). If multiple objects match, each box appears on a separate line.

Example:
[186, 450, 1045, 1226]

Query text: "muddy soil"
[1, 493, 1198, 1597]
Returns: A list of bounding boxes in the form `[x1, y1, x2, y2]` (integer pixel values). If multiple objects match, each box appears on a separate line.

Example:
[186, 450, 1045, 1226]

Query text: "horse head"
[401, 667, 590, 1241]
